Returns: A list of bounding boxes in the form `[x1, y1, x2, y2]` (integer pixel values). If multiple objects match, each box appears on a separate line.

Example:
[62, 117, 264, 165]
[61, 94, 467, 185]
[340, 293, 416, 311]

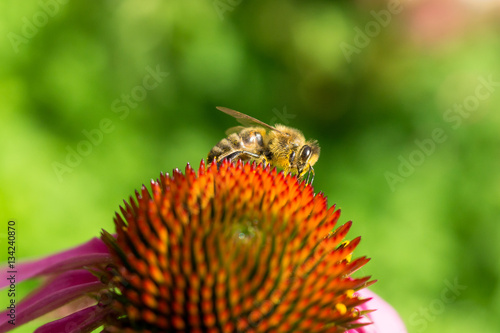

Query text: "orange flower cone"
[0, 160, 407, 333]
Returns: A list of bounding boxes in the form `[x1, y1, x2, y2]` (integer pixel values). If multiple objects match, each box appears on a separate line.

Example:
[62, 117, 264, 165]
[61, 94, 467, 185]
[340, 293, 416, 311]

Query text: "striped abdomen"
[208, 127, 266, 164]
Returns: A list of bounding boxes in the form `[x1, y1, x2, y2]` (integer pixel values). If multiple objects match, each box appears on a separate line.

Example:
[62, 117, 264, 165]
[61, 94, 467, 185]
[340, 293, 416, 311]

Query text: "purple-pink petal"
[0, 237, 111, 290]
[0, 270, 104, 333]
[349, 289, 407, 333]
[34, 305, 110, 333]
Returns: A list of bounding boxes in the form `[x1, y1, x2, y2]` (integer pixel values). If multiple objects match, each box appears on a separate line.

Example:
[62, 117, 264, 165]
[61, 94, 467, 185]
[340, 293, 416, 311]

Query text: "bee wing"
[225, 126, 246, 136]
[216, 106, 282, 133]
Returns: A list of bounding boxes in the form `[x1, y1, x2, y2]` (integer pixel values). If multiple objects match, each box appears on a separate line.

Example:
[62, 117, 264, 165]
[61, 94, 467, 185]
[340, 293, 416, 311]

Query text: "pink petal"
[0, 237, 111, 290]
[349, 289, 407, 333]
[0, 270, 104, 332]
[34, 305, 110, 333]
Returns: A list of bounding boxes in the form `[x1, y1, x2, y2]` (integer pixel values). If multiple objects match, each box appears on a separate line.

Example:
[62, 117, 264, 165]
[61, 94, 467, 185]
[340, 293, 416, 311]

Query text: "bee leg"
[218, 150, 262, 166]
[307, 165, 315, 185]
[301, 165, 314, 185]
[242, 152, 269, 168]
[258, 156, 269, 168]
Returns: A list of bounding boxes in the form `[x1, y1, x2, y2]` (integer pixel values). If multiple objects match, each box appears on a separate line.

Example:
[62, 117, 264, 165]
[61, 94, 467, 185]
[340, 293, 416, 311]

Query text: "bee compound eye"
[300, 146, 312, 161]
[289, 151, 296, 163]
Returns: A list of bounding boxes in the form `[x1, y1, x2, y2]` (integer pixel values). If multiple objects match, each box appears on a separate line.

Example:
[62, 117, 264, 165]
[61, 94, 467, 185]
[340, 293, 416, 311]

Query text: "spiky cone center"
[100, 160, 374, 332]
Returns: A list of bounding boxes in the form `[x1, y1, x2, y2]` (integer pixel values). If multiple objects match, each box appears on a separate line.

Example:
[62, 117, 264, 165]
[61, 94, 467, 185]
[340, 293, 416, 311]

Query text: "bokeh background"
[1, 0, 500, 332]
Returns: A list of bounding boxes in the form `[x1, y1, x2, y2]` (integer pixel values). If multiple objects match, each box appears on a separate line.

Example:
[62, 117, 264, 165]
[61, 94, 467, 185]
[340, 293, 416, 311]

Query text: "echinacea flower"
[0, 160, 406, 333]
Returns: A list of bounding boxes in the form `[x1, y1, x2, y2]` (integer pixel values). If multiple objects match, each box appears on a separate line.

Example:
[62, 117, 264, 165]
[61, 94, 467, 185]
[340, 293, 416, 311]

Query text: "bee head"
[290, 140, 320, 182]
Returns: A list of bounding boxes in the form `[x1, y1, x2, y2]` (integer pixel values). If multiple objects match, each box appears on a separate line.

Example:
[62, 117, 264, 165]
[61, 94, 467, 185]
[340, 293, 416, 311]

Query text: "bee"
[208, 106, 320, 183]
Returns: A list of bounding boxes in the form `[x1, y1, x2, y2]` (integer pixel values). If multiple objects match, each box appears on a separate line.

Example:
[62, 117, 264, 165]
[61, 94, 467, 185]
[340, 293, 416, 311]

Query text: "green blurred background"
[1, 0, 499, 332]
